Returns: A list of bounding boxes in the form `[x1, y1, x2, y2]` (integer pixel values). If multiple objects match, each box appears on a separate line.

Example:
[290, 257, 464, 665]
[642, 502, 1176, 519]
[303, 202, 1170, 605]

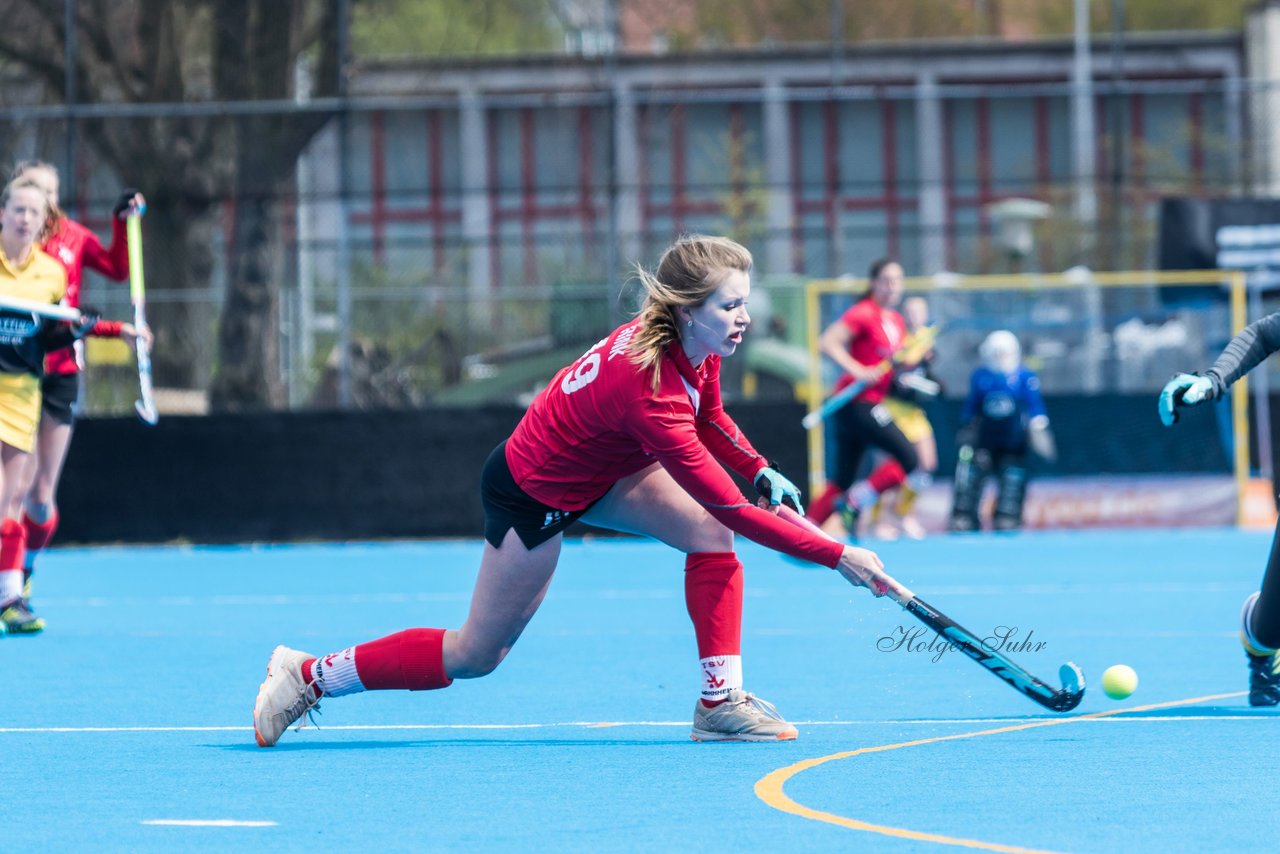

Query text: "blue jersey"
[961, 366, 1046, 452]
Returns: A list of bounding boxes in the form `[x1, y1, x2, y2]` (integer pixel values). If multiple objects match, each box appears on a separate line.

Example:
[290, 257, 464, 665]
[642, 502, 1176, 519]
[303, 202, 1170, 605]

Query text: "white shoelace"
[288, 687, 323, 733]
[736, 692, 785, 722]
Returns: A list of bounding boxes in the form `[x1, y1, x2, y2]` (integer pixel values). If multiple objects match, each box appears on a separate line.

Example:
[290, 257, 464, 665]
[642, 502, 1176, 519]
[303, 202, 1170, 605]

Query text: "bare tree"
[0, 0, 341, 410]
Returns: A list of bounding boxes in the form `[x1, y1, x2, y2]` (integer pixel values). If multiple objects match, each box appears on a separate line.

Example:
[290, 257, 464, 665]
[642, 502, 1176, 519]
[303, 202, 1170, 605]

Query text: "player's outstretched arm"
[1163, 311, 1280, 427]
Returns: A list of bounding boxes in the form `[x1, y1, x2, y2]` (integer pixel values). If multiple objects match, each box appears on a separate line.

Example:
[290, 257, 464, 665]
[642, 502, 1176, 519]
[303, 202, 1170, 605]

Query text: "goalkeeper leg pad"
[950, 451, 986, 531]
[993, 464, 1028, 530]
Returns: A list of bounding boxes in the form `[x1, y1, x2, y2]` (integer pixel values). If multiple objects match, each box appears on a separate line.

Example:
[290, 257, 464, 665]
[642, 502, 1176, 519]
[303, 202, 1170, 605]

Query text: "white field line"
[141, 819, 277, 827]
[0, 715, 1270, 734]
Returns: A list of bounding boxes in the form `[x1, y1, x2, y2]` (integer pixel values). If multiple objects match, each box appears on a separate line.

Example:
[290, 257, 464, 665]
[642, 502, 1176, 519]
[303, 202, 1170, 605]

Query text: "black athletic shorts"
[480, 441, 601, 550]
[41, 373, 80, 425]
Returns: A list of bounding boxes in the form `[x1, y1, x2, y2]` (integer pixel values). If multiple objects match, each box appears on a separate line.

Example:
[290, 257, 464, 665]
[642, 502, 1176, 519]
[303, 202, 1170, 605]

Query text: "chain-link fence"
[0, 3, 1269, 415]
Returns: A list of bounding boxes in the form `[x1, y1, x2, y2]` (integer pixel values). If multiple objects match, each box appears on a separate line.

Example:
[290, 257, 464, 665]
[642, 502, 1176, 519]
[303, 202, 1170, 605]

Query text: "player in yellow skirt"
[0, 175, 96, 634]
[866, 296, 939, 540]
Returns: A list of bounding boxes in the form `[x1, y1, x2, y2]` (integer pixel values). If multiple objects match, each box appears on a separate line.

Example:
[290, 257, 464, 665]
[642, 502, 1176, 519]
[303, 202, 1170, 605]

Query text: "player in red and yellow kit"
[252, 234, 901, 746]
[0, 176, 99, 634]
[806, 259, 920, 539]
[10, 161, 149, 616]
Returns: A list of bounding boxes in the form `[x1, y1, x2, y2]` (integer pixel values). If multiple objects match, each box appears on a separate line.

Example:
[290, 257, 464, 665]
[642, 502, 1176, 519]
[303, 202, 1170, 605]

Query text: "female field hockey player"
[804, 258, 920, 540]
[865, 295, 939, 540]
[0, 176, 99, 634]
[9, 161, 149, 618]
[253, 234, 900, 746]
[1161, 316, 1280, 705]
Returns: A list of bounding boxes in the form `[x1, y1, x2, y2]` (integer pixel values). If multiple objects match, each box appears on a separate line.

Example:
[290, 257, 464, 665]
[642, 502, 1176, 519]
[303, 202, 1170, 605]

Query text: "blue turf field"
[5, 529, 1275, 852]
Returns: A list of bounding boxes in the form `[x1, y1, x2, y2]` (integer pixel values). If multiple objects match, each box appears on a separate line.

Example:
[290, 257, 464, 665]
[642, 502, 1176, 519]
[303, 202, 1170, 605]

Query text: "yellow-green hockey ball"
[1101, 664, 1138, 700]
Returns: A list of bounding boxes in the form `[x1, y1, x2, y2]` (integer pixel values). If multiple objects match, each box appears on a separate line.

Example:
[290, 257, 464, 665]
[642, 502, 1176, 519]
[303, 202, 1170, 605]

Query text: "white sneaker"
[690, 689, 798, 742]
[253, 645, 321, 747]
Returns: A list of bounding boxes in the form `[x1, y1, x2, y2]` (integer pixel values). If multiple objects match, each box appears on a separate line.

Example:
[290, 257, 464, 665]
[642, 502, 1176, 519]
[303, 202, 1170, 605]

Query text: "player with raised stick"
[1160, 316, 1280, 705]
[253, 234, 899, 747]
[8, 161, 149, 623]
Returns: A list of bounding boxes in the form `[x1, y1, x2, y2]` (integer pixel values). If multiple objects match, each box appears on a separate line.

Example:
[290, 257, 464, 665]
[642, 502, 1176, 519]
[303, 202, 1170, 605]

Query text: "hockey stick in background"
[801, 324, 940, 430]
[776, 504, 1086, 712]
[0, 294, 82, 322]
[127, 211, 159, 426]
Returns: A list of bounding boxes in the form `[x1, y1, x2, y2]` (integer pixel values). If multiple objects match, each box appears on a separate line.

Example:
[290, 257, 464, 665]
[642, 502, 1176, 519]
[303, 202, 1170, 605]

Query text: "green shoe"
[836, 499, 861, 543]
[1, 599, 45, 635]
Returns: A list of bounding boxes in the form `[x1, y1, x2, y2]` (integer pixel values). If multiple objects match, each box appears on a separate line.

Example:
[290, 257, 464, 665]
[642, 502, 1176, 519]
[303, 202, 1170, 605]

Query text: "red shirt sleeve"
[81, 217, 130, 281]
[625, 396, 843, 567]
[90, 320, 124, 338]
[694, 356, 768, 482]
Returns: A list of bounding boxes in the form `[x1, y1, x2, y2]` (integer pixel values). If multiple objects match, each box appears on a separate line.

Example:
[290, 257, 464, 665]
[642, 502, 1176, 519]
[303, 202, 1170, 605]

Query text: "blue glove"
[755, 465, 804, 514]
[1158, 373, 1215, 427]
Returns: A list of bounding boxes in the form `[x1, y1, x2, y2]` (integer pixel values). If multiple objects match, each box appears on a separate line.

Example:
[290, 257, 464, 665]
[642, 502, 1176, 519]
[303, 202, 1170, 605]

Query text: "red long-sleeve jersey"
[831, 297, 905, 405]
[40, 215, 129, 376]
[506, 320, 844, 567]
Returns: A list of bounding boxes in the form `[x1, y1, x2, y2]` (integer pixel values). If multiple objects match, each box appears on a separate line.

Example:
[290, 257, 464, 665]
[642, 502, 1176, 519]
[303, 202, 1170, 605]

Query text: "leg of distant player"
[253, 463, 796, 746]
[860, 450, 901, 540]
[992, 453, 1029, 531]
[808, 402, 918, 540]
[950, 445, 990, 532]
[808, 408, 873, 526]
[836, 404, 918, 538]
[19, 412, 71, 606]
[897, 428, 937, 540]
[0, 442, 41, 633]
[1240, 524, 1280, 706]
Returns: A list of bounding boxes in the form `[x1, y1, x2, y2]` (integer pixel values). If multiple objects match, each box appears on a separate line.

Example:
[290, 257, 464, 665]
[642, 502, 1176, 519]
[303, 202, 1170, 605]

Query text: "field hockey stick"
[0, 294, 82, 322]
[802, 325, 940, 430]
[776, 504, 1086, 712]
[127, 211, 159, 426]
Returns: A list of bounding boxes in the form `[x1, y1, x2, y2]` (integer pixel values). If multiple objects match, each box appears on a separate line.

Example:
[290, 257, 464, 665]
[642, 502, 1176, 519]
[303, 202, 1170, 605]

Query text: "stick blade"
[135, 399, 159, 426]
[1050, 662, 1086, 712]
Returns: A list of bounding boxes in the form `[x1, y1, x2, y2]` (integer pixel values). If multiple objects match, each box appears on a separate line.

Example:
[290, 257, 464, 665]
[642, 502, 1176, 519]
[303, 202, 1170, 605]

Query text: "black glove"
[74, 305, 102, 339]
[113, 188, 141, 218]
[38, 306, 100, 353]
[753, 462, 804, 514]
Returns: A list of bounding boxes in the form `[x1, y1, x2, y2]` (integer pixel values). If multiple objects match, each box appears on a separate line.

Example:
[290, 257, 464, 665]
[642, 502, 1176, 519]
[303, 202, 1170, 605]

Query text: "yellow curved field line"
[755, 691, 1246, 853]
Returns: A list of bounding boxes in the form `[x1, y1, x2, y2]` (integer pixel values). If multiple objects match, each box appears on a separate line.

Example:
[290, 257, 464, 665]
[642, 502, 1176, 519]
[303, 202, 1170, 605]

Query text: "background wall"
[55, 395, 1229, 545]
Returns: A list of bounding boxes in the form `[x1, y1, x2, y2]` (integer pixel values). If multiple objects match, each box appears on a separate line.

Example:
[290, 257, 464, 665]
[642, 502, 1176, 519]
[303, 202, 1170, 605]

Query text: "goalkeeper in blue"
[1160, 315, 1280, 706]
[949, 330, 1055, 533]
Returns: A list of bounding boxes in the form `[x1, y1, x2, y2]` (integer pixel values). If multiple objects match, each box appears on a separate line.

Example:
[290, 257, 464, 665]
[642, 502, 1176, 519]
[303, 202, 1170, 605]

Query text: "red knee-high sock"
[0, 518, 26, 604]
[305, 628, 453, 697]
[685, 551, 744, 704]
[867, 459, 907, 494]
[807, 483, 844, 525]
[22, 511, 58, 570]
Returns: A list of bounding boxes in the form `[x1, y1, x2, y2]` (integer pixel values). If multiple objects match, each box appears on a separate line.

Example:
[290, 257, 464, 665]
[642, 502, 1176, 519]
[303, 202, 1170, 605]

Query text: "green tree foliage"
[353, 0, 560, 57]
[1032, 0, 1253, 35]
[665, 0, 1254, 48]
